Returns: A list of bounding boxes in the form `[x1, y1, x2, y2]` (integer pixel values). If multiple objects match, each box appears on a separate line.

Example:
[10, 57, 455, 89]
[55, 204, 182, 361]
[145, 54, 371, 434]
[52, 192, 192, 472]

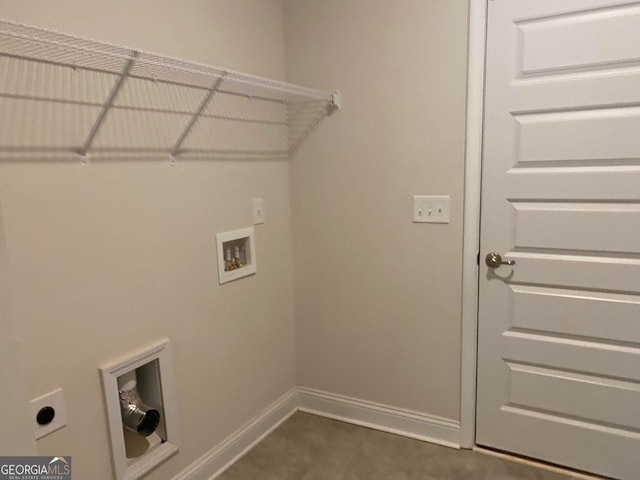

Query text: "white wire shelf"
[0, 19, 339, 161]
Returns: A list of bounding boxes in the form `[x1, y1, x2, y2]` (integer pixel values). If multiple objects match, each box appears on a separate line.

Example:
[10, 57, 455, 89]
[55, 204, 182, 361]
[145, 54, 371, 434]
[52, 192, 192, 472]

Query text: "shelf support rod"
[170, 73, 226, 157]
[78, 50, 139, 157]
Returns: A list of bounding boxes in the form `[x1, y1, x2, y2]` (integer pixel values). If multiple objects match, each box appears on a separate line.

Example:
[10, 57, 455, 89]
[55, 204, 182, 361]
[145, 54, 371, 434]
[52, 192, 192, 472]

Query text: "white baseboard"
[297, 387, 461, 449]
[173, 386, 461, 479]
[171, 388, 298, 480]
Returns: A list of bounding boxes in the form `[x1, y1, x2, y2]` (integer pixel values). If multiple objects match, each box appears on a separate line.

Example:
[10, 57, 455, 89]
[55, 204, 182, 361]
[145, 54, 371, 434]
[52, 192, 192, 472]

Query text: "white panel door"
[476, 1, 640, 479]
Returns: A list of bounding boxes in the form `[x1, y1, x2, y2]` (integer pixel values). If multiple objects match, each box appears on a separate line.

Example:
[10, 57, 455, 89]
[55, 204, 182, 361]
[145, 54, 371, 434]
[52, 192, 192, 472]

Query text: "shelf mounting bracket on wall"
[329, 91, 342, 115]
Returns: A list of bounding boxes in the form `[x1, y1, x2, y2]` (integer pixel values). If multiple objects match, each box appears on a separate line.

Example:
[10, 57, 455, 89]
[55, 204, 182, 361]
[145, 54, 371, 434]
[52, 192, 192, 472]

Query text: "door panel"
[510, 285, 640, 343]
[503, 333, 640, 383]
[512, 202, 640, 253]
[518, 4, 640, 75]
[477, 1, 640, 478]
[505, 254, 640, 293]
[515, 107, 640, 164]
[507, 361, 640, 430]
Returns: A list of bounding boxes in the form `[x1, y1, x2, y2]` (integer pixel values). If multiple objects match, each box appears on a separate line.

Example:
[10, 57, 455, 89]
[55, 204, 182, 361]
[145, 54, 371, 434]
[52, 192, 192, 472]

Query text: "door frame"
[460, 0, 488, 449]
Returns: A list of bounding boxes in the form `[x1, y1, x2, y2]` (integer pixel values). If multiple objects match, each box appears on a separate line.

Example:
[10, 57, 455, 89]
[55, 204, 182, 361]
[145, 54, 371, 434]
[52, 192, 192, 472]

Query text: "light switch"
[252, 198, 265, 225]
[413, 195, 450, 224]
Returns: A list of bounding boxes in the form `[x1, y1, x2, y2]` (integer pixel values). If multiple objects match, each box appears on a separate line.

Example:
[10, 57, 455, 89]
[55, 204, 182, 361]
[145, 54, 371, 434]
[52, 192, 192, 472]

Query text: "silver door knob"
[485, 252, 516, 268]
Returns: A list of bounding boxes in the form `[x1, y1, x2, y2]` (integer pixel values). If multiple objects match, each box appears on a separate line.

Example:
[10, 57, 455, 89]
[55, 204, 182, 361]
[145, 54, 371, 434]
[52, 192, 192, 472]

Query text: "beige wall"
[1, 0, 472, 475]
[0, 2, 296, 479]
[286, 0, 469, 421]
[0, 205, 36, 455]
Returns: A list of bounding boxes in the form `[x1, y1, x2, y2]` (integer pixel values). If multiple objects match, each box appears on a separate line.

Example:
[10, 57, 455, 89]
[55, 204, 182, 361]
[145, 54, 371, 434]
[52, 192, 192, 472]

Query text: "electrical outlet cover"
[30, 388, 67, 440]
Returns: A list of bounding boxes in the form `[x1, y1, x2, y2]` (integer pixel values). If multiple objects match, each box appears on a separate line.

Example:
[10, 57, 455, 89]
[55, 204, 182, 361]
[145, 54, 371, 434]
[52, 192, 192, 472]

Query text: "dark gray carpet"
[218, 412, 577, 480]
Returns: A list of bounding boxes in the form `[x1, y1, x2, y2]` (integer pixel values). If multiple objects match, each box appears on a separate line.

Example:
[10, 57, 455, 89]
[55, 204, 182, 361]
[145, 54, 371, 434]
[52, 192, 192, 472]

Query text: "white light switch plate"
[413, 195, 450, 224]
[30, 388, 67, 440]
[252, 198, 265, 225]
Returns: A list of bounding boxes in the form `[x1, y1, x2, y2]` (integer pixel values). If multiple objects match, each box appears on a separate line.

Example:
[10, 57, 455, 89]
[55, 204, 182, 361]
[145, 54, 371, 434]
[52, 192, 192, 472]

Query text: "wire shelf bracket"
[0, 19, 339, 161]
[78, 51, 138, 156]
[170, 74, 226, 157]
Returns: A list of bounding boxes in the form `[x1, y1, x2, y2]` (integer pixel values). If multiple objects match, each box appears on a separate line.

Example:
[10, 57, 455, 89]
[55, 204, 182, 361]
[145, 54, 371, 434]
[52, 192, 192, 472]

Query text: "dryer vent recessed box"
[216, 227, 256, 284]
